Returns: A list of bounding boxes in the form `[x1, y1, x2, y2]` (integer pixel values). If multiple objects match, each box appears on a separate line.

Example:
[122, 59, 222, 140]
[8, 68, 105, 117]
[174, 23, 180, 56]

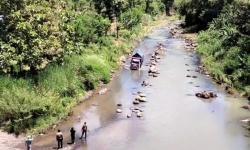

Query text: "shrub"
[176, 0, 233, 30]
[197, 1, 250, 94]
[120, 7, 144, 29]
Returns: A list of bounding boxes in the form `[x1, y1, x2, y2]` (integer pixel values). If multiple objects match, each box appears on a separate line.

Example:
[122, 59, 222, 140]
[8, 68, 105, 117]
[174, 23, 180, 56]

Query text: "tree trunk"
[145, 0, 150, 14]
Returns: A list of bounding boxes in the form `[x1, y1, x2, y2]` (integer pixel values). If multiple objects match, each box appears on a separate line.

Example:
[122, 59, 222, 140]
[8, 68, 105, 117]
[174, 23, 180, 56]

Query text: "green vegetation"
[176, 0, 249, 96]
[0, 0, 173, 134]
[175, 0, 234, 30]
[197, 1, 250, 95]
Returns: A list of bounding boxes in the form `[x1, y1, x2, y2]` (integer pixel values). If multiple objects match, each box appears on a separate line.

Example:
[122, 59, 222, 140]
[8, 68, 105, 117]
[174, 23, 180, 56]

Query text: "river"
[15, 23, 250, 150]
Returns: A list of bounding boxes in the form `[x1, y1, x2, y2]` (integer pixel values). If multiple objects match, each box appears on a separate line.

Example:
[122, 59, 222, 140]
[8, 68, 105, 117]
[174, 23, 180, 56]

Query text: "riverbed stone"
[153, 74, 158, 77]
[141, 80, 149, 86]
[127, 114, 132, 118]
[133, 100, 140, 105]
[195, 91, 217, 99]
[241, 105, 250, 110]
[138, 97, 147, 102]
[139, 93, 146, 97]
[136, 112, 143, 118]
[117, 103, 122, 107]
[192, 75, 198, 78]
[99, 88, 108, 95]
[116, 109, 122, 113]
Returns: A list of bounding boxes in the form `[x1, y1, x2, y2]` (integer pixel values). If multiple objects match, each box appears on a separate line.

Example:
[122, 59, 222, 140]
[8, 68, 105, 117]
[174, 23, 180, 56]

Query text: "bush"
[176, 0, 233, 30]
[120, 7, 144, 29]
[197, 1, 250, 95]
[73, 12, 111, 44]
[0, 78, 65, 134]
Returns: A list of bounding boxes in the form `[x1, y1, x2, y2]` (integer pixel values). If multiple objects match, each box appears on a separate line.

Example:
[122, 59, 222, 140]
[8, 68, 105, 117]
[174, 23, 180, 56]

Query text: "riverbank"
[174, 26, 249, 100]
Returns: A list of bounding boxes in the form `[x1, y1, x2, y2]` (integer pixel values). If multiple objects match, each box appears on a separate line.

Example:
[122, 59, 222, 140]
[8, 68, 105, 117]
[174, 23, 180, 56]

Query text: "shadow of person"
[67, 142, 74, 145]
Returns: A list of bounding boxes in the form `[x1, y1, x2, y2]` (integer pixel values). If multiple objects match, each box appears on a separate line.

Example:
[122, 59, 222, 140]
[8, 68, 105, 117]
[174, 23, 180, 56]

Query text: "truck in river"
[130, 50, 144, 70]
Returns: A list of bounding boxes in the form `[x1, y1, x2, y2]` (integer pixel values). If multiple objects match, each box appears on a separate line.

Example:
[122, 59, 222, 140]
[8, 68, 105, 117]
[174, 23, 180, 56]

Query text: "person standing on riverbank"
[80, 122, 88, 140]
[70, 127, 76, 144]
[25, 136, 33, 150]
[56, 130, 63, 149]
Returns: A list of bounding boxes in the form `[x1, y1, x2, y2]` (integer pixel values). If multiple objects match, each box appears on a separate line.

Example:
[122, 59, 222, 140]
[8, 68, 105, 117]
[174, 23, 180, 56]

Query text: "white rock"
[138, 97, 147, 102]
[139, 93, 146, 97]
[136, 112, 143, 118]
[127, 114, 132, 118]
[116, 109, 122, 113]
[241, 118, 250, 123]
[135, 95, 141, 100]
[99, 88, 108, 95]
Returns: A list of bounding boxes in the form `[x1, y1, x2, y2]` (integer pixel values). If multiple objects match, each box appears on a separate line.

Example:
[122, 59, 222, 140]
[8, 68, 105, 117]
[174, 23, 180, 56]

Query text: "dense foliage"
[0, 0, 111, 75]
[175, 0, 234, 30]
[197, 1, 250, 95]
[0, 0, 171, 134]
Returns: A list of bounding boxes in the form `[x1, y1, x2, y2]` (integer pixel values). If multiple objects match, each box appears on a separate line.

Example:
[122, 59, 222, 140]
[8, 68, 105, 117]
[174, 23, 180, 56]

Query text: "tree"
[176, 0, 233, 29]
[161, 0, 174, 16]
[92, 0, 115, 20]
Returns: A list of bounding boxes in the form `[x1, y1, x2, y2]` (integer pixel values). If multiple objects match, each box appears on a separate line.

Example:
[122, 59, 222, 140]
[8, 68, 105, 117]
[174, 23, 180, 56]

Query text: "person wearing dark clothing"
[80, 122, 87, 140]
[25, 136, 33, 150]
[70, 127, 76, 144]
[56, 130, 63, 149]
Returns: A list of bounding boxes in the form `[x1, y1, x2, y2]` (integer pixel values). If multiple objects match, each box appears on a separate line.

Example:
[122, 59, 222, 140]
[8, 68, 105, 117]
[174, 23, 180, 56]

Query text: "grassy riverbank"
[0, 12, 176, 134]
[175, 0, 250, 97]
[197, 1, 250, 97]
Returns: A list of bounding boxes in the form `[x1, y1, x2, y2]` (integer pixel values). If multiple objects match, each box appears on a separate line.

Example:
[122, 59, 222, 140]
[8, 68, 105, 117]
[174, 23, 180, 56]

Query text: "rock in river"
[195, 91, 217, 99]
[116, 109, 122, 113]
[136, 112, 143, 118]
[241, 105, 250, 110]
[139, 93, 146, 97]
[141, 80, 149, 86]
[117, 103, 122, 107]
[133, 100, 140, 105]
[192, 75, 198, 78]
[153, 74, 158, 77]
[127, 114, 132, 118]
[138, 97, 147, 102]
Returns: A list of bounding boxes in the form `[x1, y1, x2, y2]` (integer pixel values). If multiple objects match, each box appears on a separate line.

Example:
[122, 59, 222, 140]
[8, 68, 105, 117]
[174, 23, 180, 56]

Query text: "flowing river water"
[13, 23, 250, 150]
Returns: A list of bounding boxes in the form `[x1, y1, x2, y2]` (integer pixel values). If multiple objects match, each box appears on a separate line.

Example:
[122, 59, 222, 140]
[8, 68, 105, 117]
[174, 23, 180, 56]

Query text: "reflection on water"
[28, 24, 250, 150]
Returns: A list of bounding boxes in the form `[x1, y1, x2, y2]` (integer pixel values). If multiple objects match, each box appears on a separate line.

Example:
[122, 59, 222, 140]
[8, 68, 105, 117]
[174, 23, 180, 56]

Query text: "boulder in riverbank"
[99, 88, 108, 95]
[195, 91, 217, 99]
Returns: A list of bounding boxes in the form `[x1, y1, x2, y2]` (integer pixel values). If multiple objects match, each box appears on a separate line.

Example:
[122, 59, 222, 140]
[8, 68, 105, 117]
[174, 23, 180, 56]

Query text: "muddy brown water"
[12, 23, 250, 150]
